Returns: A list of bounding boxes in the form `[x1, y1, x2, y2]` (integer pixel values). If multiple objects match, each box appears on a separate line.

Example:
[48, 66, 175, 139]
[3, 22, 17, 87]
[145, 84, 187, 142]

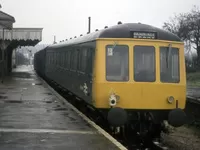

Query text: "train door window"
[61, 52, 64, 67]
[58, 53, 60, 66]
[0, 49, 2, 60]
[57, 53, 59, 66]
[70, 50, 78, 71]
[53, 53, 56, 65]
[63, 52, 66, 67]
[59, 53, 62, 66]
[134, 46, 155, 82]
[48, 54, 49, 65]
[63, 52, 65, 67]
[47, 54, 49, 65]
[67, 50, 71, 69]
[49, 53, 51, 65]
[77, 49, 80, 71]
[64, 52, 67, 68]
[51, 53, 53, 65]
[60, 53, 62, 66]
[106, 45, 129, 81]
[160, 47, 180, 83]
[80, 49, 87, 72]
[60, 53, 62, 67]
[55, 53, 57, 65]
[48, 54, 50, 65]
[54, 53, 56, 65]
[73, 50, 78, 70]
[88, 48, 95, 75]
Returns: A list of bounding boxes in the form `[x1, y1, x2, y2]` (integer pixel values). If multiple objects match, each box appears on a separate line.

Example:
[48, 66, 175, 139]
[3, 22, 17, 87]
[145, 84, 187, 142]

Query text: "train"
[34, 22, 187, 140]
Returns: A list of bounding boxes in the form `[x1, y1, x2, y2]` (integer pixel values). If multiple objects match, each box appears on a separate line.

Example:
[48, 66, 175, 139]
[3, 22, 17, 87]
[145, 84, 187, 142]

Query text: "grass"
[187, 72, 200, 87]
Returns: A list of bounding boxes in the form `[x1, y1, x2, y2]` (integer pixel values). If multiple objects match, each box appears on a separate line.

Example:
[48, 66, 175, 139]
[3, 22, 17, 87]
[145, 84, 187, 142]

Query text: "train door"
[85, 48, 95, 104]
[78, 48, 94, 104]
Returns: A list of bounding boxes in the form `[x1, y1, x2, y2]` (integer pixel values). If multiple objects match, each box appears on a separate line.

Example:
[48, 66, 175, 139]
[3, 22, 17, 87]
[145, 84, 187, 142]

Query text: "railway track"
[42, 77, 169, 150]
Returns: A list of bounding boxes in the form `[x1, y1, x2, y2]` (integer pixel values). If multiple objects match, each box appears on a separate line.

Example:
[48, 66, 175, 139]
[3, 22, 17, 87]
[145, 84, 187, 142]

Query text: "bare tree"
[163, 5, 200, 69]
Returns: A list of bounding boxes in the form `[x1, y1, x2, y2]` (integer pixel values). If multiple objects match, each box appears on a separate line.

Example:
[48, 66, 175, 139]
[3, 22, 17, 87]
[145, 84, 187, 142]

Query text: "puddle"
[54, 108, 67, 111]
[68, 116, 77, 121]
[0, 95, 7, 99]
[45, 101, 53, 103]
[14, 78, 34, 81]
[44, 92, 52, 95]
[32, 83, 43, 86]
[35, 83, 42, 85]
[4, 100, 23, 103]
[12, 72, 31, 78]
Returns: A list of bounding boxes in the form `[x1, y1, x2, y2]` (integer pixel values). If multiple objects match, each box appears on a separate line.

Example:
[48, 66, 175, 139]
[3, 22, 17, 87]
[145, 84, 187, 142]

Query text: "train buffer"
[0, 65, 124, 150]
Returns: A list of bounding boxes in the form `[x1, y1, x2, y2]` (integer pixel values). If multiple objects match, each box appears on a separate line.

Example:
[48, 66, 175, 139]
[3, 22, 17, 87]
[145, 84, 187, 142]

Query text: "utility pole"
[88, 17, 91, 34]
[53, 35, 56, 44]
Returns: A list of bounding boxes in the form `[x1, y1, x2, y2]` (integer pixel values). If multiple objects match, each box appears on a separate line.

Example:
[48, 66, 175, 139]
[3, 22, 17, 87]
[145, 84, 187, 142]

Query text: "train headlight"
[167, 96, 174, 104]
[109, 94, 120, 106]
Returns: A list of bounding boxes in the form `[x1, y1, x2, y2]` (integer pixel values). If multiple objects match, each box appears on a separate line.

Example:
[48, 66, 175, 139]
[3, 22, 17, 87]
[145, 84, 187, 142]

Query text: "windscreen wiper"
[112, 41, 118, 51]
[166, 43, 172, 68]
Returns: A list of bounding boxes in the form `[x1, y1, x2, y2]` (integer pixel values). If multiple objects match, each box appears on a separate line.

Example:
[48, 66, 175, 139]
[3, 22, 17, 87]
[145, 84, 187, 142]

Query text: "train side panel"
[34, 49, 46, 78]
[45, 42, 96, 105]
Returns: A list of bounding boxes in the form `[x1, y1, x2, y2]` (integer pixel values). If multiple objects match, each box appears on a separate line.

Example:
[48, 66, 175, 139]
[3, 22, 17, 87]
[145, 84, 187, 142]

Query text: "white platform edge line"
[0, 128, 96, 134]
[37, 75, 128, 150]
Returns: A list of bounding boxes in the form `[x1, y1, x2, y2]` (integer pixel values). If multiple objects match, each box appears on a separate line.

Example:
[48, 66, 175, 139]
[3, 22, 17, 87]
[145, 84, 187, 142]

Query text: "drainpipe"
[1, 28, 5, 83]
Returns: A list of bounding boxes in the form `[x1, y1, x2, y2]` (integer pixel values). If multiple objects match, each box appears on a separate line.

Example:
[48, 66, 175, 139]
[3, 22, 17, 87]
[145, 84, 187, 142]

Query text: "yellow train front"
[91, 24, 186, 135]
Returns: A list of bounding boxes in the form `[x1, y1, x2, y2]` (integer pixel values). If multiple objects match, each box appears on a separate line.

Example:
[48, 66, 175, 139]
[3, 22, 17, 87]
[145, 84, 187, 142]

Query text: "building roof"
[0, 10, 15, 29]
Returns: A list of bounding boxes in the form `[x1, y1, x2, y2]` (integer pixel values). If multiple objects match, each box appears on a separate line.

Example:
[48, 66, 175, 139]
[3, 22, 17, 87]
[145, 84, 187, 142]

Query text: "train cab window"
[160, 47, 180, 83]
[134, 46, 155, 82]
[106, 45, 129, 81]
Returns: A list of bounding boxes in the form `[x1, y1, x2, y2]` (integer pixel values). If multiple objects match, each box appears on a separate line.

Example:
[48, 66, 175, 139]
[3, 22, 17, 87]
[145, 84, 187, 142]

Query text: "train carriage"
[34, 22, 186, 140]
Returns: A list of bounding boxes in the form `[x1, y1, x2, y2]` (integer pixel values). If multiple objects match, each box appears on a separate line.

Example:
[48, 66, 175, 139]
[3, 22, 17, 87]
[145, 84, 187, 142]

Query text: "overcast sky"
[1, 0, 200, 45]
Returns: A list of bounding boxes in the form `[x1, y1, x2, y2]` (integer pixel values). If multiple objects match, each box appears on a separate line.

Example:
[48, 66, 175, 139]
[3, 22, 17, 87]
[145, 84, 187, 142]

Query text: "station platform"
[0, 65, 123, 150]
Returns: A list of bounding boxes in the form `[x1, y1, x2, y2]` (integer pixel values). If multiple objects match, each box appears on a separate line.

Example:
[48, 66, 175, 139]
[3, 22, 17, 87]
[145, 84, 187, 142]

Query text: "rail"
[187, 96, 200, 104]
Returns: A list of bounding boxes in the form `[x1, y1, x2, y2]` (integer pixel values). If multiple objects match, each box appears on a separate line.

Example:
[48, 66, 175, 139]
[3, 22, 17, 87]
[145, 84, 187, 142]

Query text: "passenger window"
[106, 45, 129, 81]
[134, 46, 155, 82]
[160, 47, 180, 83]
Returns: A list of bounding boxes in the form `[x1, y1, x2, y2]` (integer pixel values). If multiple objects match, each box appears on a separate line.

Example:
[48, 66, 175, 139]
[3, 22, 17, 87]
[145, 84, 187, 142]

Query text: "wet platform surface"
[0, 65, 119, 150]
